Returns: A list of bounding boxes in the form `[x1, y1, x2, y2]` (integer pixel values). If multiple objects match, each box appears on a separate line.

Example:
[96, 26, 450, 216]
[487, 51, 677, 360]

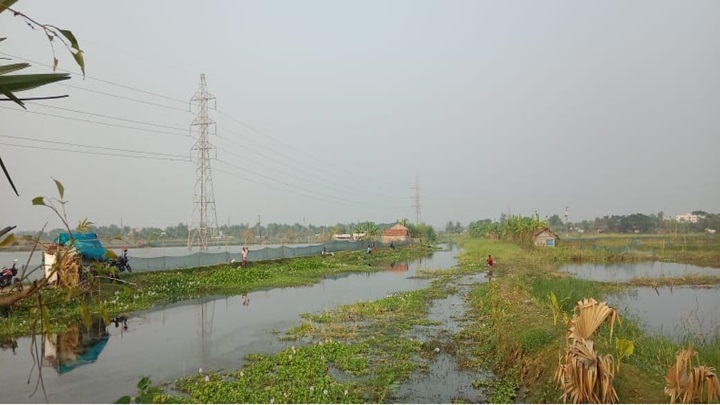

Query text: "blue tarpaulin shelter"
[54, 232, 109, 262]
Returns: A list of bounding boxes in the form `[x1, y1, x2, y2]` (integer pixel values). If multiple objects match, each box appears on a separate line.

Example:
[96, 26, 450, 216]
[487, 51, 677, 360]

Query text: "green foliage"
[530, 277, 604, 313]
[168, 340, 368, 403]
[614, 338, 634, 372]
[547, 292, 568, 326]
[518, 328, 554, 352]
[116, 376, 163, 404]
[467, 213, 548, 244]
[354, 221, 379, 240]
[407, 223, 437, 242]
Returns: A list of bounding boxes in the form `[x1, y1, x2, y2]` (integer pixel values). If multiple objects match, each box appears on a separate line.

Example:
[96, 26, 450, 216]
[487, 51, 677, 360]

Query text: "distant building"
[352, 232, 367, 241]
[381, 224, 411, 244]
[332, 233, 352, 241]
[675, 213, 702, 223]
[533, 227, 559, 247]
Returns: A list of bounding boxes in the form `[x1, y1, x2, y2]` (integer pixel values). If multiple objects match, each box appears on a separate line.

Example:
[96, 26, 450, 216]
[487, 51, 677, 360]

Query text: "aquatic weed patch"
[164, 341, 368, 404]
[162, 287, 441, 403]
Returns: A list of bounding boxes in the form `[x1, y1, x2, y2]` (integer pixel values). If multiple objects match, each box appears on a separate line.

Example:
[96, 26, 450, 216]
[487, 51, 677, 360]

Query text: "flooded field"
[560, 261, 720, 282]
[607, 286, 720, 343]
[0, 245, 466, 403]
[560, 262, 720, 342]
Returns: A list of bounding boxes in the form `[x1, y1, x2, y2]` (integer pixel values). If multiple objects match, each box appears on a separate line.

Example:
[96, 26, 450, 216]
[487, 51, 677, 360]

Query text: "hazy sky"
[2, 1, 719, 232]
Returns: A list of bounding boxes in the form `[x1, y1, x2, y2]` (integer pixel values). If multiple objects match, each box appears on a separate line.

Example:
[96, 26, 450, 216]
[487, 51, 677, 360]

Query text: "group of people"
[366, 242, 377, 254]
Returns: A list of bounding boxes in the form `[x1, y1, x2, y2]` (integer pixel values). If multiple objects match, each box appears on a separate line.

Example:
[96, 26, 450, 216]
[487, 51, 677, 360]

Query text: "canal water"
[560, 262, 720, 343]
[0, 245, 468, 403]
[559, 261, 720, 282]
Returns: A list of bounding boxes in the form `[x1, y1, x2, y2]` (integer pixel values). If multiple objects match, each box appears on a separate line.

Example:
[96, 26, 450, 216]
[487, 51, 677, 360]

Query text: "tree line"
[449, 210, 720, 238]
[13, 220, 437, 246]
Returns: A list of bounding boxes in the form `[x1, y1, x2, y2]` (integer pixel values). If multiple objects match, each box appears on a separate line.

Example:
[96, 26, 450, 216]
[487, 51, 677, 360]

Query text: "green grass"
[529, 276, 618, 312]
[451, 235, 720, 404]
[517, 328, 554, 353]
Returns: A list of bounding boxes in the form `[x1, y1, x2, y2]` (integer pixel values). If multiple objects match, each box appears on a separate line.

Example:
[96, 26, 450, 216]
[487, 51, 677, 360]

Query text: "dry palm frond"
[567, 298, 621, 342]
[555, 338, 618, 404]
[665, 348, 720, 403]
[56, 248, 80, 288]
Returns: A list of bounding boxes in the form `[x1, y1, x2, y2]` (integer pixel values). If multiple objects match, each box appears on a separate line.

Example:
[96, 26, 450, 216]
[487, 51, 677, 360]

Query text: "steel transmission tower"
[187, 74, 219, 250]
[412, 176, 422, 224]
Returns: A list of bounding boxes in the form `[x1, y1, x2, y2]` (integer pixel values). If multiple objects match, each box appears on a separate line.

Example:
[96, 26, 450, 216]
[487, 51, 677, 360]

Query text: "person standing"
[241, 247, 248, 268]
[487, 255, 494, 267]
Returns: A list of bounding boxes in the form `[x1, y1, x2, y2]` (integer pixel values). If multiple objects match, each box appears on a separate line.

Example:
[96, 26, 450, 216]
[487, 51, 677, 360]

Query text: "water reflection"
[2, 338, 18, 355]
[560, 261, 719, 282]
[44, 318, 110, 375]
[608, 286, 720, 342]
[384, 261, 409, 275]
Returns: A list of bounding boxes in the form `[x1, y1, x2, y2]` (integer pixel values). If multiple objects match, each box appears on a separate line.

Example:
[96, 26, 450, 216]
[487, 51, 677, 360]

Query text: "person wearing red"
[487, 255, 494, 267]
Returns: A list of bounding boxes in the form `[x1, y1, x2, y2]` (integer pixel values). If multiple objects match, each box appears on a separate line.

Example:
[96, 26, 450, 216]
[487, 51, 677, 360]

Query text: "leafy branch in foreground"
[0, 0, 85, 109]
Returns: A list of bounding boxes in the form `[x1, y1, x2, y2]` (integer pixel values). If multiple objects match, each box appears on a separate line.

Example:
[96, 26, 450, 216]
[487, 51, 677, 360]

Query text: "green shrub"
[518, 328, 553, 352]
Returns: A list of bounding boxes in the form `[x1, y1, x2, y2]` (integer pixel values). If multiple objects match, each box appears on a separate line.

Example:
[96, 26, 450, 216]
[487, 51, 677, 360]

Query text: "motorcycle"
[108, 249, 132, 273]
[0, 259, 22, 291]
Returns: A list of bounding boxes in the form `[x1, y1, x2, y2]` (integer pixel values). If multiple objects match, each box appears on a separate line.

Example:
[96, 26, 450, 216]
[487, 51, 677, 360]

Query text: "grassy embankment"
[453, 235, 720, 403]
[0, 244, 434, 338]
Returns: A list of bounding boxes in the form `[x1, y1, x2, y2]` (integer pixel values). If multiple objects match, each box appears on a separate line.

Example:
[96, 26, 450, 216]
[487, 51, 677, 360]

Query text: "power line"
[0, 105, 191, 138]
[2, 51, 404, 199]
[0, 141, 191, 162]
[28, 101, 190, 132]
[216, 110, 400, 191]
[215, 158, 357, 206]
[215, 130, 398, 200]
[0, 133, 189, 159]
[57, 83, 191, 113]
[0, 51, 189, 105]
[213, 166, 354, 207]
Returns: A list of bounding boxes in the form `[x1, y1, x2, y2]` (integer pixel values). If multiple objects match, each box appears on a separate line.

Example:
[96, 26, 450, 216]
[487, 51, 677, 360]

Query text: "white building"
[675, 213, 702, 223]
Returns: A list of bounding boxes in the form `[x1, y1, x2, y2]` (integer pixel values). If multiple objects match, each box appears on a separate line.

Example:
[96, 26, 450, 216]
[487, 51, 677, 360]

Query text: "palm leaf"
[0, 62, 31, 74]
[567, 298, 620, 341]
[0, 73, 71, 92]
[665, 348, 720, 403]
[0, 0, 19, 14]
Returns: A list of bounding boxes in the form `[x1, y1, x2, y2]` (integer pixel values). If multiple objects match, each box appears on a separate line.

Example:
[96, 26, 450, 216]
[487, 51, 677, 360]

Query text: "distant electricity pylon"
[412, 175, 422, 224]
[187, 74, 219, 251]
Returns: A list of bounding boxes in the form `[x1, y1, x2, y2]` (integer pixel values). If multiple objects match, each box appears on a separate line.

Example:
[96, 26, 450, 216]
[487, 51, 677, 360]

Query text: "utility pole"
[564, 206, 570, 236]
[256, 214, 261, 243]
[187, 74, 219, 251]
[412, 175, 422, 225]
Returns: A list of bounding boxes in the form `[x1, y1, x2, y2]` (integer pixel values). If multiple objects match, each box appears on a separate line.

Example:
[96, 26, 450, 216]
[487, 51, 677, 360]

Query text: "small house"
[533, 228, 559, 247]
[381, 224, 411, 244]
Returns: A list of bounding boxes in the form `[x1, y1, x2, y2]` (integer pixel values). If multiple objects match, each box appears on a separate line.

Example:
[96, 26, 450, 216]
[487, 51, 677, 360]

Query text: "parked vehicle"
[108, 248, 131, 273]
[0, 259, 22, 291]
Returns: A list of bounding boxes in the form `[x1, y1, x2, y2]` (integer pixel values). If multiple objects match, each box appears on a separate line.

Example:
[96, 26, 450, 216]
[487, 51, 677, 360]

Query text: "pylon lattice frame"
[187, 74, 219, 250]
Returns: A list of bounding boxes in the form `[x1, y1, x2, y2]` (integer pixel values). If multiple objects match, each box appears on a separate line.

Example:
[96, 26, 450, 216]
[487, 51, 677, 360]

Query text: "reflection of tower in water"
[198, 298, 216, 369]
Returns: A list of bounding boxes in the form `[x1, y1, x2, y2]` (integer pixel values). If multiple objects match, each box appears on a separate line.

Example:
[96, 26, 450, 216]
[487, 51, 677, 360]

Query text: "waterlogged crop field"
[454, 234, 720, 403]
